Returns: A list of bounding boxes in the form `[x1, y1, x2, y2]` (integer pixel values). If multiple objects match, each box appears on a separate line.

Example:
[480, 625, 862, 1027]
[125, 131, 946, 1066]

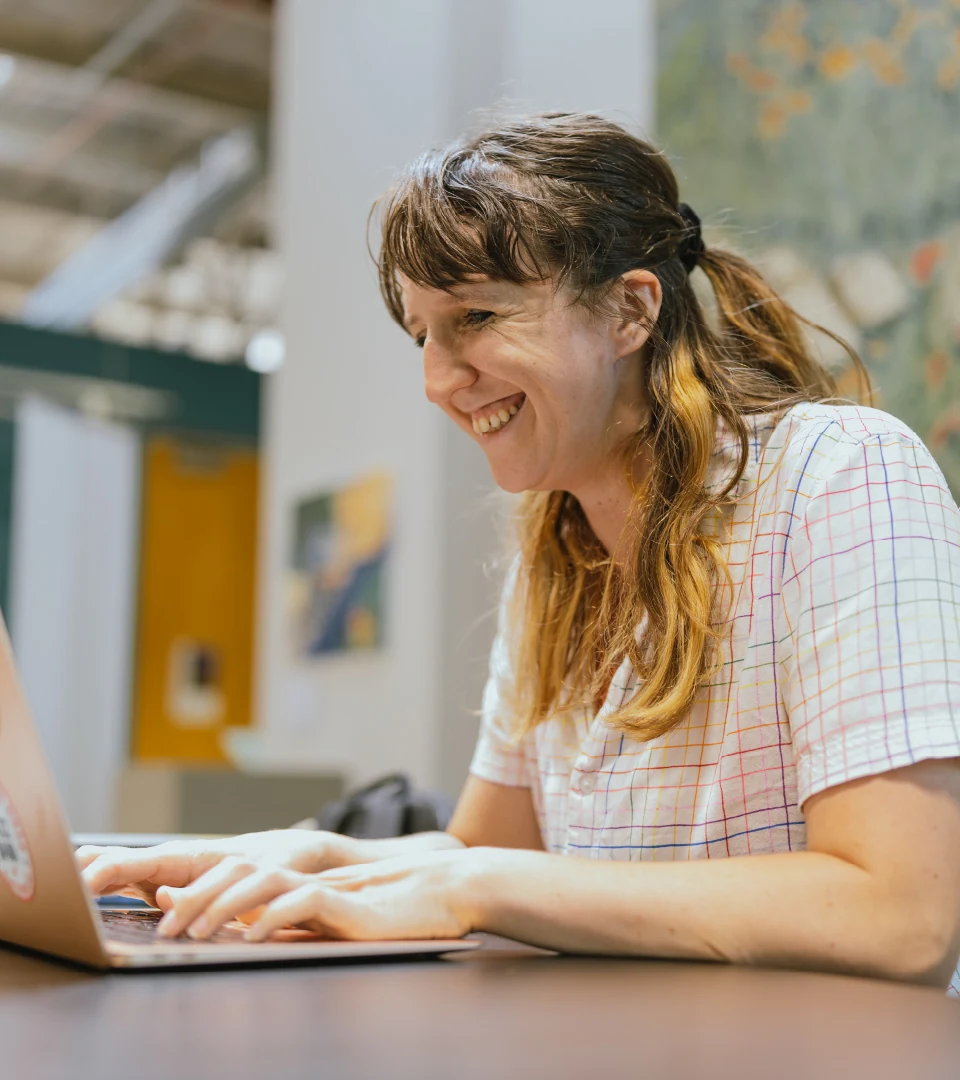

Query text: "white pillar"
[9, 398, 140, 830]
[503, 0, 656, 136]
[264, 0, 656, 792]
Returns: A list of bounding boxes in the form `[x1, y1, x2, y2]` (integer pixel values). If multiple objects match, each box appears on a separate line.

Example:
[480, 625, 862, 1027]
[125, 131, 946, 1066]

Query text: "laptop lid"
[0, 615, 110, 967]
[0, 613, 480, 969]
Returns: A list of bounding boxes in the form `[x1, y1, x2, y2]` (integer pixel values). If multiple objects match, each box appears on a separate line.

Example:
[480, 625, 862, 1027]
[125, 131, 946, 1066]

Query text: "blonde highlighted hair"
[375, 112, 867, 741]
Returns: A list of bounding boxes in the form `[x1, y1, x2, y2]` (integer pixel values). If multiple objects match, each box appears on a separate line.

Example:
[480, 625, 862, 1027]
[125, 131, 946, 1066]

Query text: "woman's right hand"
[76, 829, 356, 906]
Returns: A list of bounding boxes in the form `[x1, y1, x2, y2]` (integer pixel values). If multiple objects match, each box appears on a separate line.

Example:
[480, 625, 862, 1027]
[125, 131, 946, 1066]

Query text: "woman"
[79, 114, 960, 991]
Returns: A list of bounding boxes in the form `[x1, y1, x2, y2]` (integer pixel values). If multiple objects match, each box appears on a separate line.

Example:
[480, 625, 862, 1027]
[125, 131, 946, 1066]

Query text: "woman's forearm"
[330, 830, 465, 867]
[458, 847, 957, 987]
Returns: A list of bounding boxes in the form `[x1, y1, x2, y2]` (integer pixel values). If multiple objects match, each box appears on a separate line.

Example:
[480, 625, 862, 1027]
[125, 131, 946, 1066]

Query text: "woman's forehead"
[398, 276, 534, 319]
[400, 272, 494, 297]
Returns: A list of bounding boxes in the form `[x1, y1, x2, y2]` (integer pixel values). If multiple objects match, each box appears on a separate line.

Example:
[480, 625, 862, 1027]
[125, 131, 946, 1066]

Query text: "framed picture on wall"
[287, 471, 391, 657]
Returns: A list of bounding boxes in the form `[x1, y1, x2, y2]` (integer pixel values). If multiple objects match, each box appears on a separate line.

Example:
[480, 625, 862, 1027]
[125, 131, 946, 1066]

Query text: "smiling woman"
[78, 113, 960, 995]
[376, 114, 850, 744]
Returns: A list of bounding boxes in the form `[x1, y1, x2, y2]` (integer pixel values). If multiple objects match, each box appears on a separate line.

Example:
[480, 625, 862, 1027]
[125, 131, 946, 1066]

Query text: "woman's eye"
[413, 311, 492, 347]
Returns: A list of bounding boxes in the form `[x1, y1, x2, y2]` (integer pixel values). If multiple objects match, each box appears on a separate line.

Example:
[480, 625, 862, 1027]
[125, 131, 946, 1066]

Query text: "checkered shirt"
[470, 403, 960, 994]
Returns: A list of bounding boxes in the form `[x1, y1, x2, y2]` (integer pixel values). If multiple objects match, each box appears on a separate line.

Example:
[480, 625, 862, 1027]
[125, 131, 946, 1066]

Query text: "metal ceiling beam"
[24, 5, 241, 178]
[187, 1, 274, 31]
[21, 126, 263, 330]
[0, 1, 271, 110]
[76, 0, 183, 92]
[6, 50, 253, 131]
[0, 120, 163, 197]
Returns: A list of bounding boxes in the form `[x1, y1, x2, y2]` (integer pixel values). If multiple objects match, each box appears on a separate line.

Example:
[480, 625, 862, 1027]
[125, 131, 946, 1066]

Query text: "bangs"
[375, 147, 586, 327]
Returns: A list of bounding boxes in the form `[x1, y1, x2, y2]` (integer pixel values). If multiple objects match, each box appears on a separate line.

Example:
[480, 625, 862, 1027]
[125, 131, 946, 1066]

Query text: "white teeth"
[473, 399, 523, 436]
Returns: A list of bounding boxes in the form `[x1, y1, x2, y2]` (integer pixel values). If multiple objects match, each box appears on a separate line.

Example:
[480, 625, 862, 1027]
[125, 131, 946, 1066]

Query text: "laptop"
[0, 616, 478, 969]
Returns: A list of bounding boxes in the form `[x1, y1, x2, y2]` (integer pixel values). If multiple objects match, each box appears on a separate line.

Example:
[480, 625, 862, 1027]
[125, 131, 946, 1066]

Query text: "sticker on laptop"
[0, 782, 34, 901]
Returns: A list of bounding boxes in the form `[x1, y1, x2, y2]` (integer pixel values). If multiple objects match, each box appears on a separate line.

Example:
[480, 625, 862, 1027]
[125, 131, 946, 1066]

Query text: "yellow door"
[132, 438, 258, 763]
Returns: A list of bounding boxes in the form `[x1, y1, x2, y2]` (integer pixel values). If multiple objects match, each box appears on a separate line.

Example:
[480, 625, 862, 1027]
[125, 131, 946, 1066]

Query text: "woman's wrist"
[304, 830, 466, 873]
[293, 830, 362, 872]
[451, 845, 516, 933]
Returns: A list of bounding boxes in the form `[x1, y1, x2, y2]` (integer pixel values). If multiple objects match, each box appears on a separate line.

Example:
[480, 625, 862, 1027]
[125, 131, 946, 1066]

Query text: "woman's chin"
[486, 461, 548, 494]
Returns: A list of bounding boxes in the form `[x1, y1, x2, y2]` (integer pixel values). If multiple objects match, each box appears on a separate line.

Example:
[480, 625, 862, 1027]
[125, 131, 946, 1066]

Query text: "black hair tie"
[677, 202, 705, 273]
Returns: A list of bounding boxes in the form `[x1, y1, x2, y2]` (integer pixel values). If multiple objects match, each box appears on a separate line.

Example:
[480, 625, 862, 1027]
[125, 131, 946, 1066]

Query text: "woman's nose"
[422, 340, 476, 405]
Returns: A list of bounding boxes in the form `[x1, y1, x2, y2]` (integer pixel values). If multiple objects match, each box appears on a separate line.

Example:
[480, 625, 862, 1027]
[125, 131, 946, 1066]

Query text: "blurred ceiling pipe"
[186, 0, 274, 30]
[24, 5, 224, 177]
[5, 51, 251, 134]
[7, 1, 181, 130]
[0, 119, 163, 200]
[78, 0, 184, 92]
[21, 126, 264, 331]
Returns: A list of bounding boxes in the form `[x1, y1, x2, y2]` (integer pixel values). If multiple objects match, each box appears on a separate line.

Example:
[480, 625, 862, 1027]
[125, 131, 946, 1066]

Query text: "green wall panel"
[0, 321, 261, 441]
[0, 322, 263, 616]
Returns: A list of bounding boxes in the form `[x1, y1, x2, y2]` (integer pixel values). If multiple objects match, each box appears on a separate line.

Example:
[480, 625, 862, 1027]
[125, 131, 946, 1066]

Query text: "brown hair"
[375, 112, 867, 741]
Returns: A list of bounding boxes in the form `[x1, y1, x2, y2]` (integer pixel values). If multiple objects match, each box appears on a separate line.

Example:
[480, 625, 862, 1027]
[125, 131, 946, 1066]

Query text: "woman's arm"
[78, 776, 539, 899]
[447, 775, 544, 850]
[462, 759, 960, 986]
[136, 760, 960, 987]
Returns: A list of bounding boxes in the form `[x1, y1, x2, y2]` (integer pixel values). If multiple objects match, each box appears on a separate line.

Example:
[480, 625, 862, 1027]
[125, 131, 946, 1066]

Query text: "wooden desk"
[1, 936, 957, 1079]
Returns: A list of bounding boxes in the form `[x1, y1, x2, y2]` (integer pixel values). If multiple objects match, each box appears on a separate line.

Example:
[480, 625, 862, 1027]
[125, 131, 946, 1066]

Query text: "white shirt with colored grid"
[470, 403, 960, 994]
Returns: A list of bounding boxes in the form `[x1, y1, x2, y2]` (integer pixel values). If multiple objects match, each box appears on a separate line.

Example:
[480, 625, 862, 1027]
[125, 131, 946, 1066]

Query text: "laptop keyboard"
[100, 908, 244, 945]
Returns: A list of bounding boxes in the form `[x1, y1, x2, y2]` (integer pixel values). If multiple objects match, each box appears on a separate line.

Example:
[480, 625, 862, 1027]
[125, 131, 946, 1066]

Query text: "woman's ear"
[612, 270, 663, 357]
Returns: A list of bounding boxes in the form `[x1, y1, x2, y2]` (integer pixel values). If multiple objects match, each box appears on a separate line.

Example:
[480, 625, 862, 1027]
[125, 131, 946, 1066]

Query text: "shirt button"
[579, 773, 596, 795]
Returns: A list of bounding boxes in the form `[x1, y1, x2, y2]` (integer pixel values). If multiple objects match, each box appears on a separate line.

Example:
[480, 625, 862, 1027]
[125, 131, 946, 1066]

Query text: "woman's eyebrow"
[401, 285, 516, 330]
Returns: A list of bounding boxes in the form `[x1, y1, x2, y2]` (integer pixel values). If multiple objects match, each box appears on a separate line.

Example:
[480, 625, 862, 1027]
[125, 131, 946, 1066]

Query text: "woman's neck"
[570, 349, 652, 562]
[572, 450, 649, 564]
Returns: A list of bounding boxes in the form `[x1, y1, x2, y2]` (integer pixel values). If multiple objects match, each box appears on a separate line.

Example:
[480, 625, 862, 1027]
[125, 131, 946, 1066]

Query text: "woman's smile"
[470, 392, 526, 435]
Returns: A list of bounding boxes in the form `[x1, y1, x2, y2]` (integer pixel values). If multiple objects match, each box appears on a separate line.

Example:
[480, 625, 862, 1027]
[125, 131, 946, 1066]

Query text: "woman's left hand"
[154, 849, 482, 943]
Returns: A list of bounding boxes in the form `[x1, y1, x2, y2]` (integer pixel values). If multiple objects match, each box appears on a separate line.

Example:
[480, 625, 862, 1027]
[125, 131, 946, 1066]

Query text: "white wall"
[504, 0, 656, 135]
[258, 0, 448, 787]
[263, 0, 656, 792]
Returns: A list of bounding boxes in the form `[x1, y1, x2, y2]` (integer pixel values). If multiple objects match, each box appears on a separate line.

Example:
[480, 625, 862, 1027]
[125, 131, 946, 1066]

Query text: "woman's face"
[399, 273, 660, 496]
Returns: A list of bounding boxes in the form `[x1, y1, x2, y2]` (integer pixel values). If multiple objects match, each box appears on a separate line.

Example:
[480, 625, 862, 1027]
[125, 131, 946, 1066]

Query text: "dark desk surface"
[1, 935, 957, 1079]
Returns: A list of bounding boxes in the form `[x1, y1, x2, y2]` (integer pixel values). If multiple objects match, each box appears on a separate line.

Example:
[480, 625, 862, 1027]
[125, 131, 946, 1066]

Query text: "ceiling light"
[245, 327, 285, 373]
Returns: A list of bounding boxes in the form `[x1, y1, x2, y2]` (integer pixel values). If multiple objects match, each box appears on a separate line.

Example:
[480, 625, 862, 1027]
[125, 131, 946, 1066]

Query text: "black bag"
[315, 774, 454, 839]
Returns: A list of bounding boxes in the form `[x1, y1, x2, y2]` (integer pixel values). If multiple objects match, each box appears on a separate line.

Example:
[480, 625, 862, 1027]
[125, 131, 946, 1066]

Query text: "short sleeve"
[780, 426, 960, 804]
[468, 567, 537, 789]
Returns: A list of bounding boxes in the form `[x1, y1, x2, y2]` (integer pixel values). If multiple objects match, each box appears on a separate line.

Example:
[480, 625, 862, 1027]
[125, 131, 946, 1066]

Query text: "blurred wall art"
[288, 472, 391, 656]
[659, 0, 960, 495]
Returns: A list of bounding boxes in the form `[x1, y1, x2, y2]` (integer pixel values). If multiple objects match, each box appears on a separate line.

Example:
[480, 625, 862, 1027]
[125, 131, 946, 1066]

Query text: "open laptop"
[0, 616, 478, 969]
